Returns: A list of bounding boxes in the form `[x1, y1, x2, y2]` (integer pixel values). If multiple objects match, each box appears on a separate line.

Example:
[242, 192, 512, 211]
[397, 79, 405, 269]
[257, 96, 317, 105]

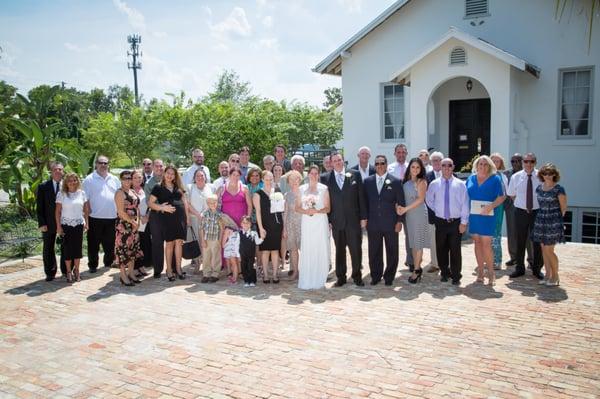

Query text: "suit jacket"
[364, 174, 404, 232]
[350, 164, 376, 180]
[324, 169, 367, 230]
[36, 179, 60, 233]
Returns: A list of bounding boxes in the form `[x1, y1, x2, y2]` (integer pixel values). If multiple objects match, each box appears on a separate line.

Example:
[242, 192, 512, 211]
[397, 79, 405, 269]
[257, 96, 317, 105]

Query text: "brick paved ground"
[1, 237, 599, 398]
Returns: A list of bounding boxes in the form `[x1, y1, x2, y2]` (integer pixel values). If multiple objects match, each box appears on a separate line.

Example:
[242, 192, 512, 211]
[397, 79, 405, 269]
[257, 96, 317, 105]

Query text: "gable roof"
[390, 27, 541, 82]
[312, 0, 412, 75]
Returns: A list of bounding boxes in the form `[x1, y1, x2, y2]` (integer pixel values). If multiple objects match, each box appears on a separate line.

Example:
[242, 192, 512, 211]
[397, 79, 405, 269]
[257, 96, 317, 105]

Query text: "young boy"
[199, 194, 224, 283]
[238, 215, 263, 287]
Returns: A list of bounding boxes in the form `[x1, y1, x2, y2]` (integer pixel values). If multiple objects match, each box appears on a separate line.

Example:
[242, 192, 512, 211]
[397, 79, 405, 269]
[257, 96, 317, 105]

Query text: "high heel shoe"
[167, 274, 176, 282]
[120, 277, 134, 286]
[408, 268, 423, 284]
[177, 272, 185, 280]
[130, 277, 141, 284]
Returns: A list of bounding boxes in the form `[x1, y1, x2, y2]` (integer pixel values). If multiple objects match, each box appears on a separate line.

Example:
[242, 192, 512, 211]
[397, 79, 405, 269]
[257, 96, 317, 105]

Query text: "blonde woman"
[55, 173, 90, 283]
[466, 156, 505, 286]
[490, 153, 509, 269]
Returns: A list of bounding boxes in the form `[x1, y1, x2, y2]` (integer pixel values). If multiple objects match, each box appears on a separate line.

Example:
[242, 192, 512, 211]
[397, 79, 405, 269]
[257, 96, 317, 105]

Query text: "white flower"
[345, 172, 352, 178]
[270, 192, 284, 201]
[385, 179, 391, 185]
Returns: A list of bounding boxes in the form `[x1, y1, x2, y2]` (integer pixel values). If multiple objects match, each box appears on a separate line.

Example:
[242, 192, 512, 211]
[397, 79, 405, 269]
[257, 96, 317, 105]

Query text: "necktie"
[377, 176, 383, 194]
[444, 179, 450, 220]
[526, 174, 533, 212]
[55, 181, 59, 195]
[336, 173, 344, 189]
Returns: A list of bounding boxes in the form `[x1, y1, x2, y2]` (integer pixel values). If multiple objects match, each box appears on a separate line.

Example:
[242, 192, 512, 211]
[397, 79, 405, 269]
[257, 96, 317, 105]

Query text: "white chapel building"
[314, 0, 600, 243]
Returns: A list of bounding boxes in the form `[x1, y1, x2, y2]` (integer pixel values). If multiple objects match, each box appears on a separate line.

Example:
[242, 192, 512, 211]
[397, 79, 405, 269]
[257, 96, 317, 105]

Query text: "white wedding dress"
[298, 183, 331, 290]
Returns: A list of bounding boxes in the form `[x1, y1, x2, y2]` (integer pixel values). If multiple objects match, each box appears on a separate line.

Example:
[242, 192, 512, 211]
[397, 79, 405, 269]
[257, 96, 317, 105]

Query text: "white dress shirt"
[82, 171, 120, 219]
[425, 176, 470, 225]
[357, 165, 370, 181]
[506, 169, 540, 210]
[387, 161, 408, 181]
[183, 164, 211, 185]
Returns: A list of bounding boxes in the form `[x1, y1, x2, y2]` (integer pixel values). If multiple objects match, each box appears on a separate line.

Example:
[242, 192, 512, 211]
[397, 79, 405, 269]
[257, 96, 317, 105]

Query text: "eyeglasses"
[143, 163, 152, 166]
[97, 161, 109, 165]
[441, 164, 453, 167]
[121, 176, 132, 180]
[374, 162, 386, 166]
[510, 160, 521, 163]
[523, 160, 535, 164]
[230, 160, 240, 163]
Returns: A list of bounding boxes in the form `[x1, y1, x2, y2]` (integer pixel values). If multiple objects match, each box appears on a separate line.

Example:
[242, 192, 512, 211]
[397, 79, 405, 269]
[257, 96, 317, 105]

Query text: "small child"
[239, 215, 264, 287]
[199, 194, 224, 283]
[222, 225, 240, 284]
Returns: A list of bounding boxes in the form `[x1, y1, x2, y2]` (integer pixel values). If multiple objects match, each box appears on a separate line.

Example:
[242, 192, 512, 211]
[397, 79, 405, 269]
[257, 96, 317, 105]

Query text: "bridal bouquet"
[302, 194, 318, 211]
[270, 191, 285, 213]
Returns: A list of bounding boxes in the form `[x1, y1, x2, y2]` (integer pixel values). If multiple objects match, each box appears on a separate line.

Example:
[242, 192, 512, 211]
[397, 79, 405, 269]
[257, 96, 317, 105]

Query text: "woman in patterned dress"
[114, 170, 143, 286]
[283, 170, 302, 279]
[532, 163, 567, 287]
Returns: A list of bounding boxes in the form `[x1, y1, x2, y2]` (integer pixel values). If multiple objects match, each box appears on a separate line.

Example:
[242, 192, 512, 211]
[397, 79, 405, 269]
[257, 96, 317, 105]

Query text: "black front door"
[449, 98, 490, 170]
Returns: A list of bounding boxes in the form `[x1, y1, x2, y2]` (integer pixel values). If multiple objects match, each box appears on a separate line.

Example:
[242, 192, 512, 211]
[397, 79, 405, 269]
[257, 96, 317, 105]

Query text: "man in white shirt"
[82, 155, 120, 273]
[183, 148, 211, 185]
[351, 146, 375, 181]
[506, 152, 543, 279]
[418, 149, 433, 173]
[239, 146, 258, 184]
[387, 143, 413, 269]
[425, 151, 444, 273]
[212, 161, 230, 189]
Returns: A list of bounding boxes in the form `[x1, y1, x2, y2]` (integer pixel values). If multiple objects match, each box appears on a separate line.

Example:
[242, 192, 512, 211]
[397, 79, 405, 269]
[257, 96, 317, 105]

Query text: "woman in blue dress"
[466, 156, 505, 286]
[532, 163, 567, 287]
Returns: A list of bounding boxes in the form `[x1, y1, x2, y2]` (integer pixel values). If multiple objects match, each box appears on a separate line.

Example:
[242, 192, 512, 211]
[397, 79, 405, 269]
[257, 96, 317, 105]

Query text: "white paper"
[270, 199, 285, 213]
[138, 222, 147, 232]
[470, 200, 493, 216]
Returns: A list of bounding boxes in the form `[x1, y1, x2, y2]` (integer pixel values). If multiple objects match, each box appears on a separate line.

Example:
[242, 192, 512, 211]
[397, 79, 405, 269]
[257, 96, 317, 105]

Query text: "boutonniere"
[345, 172, 352, 178]
[385, 179, 391, 185]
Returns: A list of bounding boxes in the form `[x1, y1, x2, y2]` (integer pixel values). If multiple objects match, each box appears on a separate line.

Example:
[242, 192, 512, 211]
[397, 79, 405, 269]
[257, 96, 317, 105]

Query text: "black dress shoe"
[201, 277, 210, 283]
[384, 281, 393, 286]
[370, 280, 380, 286]
[45, 276, 54, 282]
[532, 271, 545, 280]
[505, 260, 516, 266]
[209, 277, 219, 283]
[333, 279, 346, 287]
[153, 273, 161, 279]
[509, 270, 525, 278]
[451, 279, 461, 286]
[354, 279, 365, 287]
[440, 276, 449, 282]
[89, 268, 98, 274]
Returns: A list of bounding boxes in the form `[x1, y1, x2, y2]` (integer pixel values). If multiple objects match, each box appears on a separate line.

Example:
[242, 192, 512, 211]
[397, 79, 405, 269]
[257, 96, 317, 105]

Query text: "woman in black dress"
[148, 166, 189, 281]
[253, 170, 284, 283]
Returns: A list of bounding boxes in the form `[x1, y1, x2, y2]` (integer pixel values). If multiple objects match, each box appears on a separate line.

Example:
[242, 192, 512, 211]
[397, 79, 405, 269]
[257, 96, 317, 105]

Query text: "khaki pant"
[429, 223, 438, 266]
[202, 239, 222, 278]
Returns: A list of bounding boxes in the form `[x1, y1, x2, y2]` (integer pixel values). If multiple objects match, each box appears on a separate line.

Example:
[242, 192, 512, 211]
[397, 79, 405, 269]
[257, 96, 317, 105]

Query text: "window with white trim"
[581, 210, 600, 244]
[382, 84, 404, 141]
[559, 67, 593, 138]
[465, 0, 489, 18]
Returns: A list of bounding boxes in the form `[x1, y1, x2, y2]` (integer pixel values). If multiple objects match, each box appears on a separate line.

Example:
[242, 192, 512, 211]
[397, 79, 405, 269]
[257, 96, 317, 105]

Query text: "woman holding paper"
[132, 170, 151, 277]
[466, 156, 505, 286]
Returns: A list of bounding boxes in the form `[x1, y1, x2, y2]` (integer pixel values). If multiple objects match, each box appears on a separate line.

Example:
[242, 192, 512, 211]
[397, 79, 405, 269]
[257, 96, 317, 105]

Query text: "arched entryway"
[427, 76, 491, 170]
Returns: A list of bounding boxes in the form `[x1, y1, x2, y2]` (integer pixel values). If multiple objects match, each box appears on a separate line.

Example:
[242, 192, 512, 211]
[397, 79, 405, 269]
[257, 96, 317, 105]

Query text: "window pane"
[562, 104, 589, 120]
[394, 85, 404, 96]
[563, 211, 572, 223]
[560, 120, 574, 135]
[384, 126, 394, 139]
[582, 237, 598, 244]
[582, 224, 597, 237]
[393, 112, 404, 127]
[576, 70, 591, 86]
[562, 88, 576, 104]
[384, 99, 393, 113]
[393, 99, 403, 112]
[394, 125, 404, 139]
[582, 212, 599, 224]
[576, 87, 590, 103]
[384, 112, 393, 125]
[384, 85, 394, 97]
[575, 120, 589, 135]
[562, 71, 577, 88]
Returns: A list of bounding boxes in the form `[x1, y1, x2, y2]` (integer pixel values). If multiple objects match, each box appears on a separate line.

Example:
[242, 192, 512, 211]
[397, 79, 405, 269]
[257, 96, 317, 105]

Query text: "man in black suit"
[424, 151, 444, 273]
[363, 155, 405, 286]
[36, 162, 66, 281]
[324, 151, 367, 287]
[350, 146, 376, 182]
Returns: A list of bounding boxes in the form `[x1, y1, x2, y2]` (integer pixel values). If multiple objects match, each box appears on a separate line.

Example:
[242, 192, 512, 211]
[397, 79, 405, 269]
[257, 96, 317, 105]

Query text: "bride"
[296, 165, 331, 289]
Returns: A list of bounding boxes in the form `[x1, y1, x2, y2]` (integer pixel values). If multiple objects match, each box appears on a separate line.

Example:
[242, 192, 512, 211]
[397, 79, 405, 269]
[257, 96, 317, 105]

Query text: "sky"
[0, 0, 396, 106]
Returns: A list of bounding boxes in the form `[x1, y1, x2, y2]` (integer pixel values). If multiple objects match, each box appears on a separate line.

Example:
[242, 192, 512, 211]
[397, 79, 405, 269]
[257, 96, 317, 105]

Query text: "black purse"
[182, 227, 201, 260]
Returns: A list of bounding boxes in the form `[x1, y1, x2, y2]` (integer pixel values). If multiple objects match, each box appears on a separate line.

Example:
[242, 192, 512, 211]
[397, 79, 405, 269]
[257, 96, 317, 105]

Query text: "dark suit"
[350, 164, 376, 181]
[324, 169, 367, 284]
[364, 174, 405, 284]
[36, 179, 66, 278]
[504, 169, 532, 265]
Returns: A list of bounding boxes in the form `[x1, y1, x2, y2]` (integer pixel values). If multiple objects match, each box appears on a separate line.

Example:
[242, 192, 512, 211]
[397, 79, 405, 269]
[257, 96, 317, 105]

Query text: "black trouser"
[332, 226, 363, 282]
[434, 217, 462, 282]
[505, 200, 533, 263]
[135, 230, 152, 270]
[42, 231, 66, 278]
[514, 208, 542, 273]
[148, 212, 165, 275]
[87, 217, 117, 270]
[367, 230, 399, 284]
[241, 255, 257, 284]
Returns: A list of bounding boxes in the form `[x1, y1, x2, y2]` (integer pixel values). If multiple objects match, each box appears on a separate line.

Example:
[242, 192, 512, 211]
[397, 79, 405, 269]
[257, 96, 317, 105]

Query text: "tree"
[323, 87, 342, 110]
[206, 70, 253, 103]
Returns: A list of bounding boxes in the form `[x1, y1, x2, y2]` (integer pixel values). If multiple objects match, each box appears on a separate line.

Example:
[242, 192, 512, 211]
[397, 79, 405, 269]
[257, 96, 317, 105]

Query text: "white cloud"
[256, 0, 268, 8]
[152, 31, 168, 38]
[258, 38, 279, 50]
[262, 15, 273, 28]
[337, 0, 362, 13]
[210, 7, 252, 39]
[64, 42, 100, 52]
[113, 0, 146, 31]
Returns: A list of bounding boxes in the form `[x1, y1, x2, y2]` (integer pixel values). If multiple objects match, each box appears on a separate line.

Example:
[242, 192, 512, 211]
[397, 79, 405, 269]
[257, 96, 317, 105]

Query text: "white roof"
[389, 27, 540, 82]
[312, 0, 412, 75]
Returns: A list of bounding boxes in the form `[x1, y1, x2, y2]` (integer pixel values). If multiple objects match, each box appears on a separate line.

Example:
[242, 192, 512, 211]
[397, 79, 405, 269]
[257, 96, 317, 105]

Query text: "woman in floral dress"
[283, 170, 303, 279]
[114, 170, 143, 286]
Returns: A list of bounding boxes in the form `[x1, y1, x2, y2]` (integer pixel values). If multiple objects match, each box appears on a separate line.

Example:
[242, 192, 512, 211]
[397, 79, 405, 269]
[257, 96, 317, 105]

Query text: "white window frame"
[557, 66, 594, 141]
[380, 83, 405, 143]
[464, 0, 489, 19]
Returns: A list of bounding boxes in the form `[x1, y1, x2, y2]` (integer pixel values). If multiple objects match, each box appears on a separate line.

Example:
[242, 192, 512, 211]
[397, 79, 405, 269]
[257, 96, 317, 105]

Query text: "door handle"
[477, 138, 482, 153]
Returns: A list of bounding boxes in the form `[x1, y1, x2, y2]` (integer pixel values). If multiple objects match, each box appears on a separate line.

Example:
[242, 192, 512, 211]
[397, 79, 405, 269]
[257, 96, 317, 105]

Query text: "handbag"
[182, 227, 201, 259]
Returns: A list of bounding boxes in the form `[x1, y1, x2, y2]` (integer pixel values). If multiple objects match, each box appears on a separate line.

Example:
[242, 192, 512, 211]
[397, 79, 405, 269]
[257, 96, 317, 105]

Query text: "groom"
[323, 151, 367, 287]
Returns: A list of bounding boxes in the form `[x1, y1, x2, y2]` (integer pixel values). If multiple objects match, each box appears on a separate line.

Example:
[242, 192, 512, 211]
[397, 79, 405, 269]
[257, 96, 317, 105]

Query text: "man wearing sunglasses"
[506, 153, 544, 279]
[142, 158, 153, 185]
[82, 155, 120, 273]
[182, 148, 211, 185]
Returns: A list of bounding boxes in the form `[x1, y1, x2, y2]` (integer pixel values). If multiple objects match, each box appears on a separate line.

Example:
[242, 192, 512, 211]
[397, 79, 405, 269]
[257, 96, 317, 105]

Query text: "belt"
[436, 216, 460, 223]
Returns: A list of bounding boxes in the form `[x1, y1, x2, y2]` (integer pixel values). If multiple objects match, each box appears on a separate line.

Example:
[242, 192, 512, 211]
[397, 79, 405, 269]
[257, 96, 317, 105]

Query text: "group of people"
[36, 143, 567, 290]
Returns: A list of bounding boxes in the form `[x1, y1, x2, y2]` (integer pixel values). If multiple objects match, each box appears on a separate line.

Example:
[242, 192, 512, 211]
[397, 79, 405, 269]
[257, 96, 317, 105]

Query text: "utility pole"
[127, 34, 142, 105]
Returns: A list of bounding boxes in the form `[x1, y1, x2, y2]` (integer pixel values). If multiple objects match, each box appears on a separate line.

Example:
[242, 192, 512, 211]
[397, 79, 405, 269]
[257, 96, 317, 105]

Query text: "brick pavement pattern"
[1, 238, 599, 398]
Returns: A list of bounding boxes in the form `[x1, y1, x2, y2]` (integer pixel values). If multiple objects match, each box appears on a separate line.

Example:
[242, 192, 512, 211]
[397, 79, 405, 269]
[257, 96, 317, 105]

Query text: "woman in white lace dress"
[296, 165, 331, 290]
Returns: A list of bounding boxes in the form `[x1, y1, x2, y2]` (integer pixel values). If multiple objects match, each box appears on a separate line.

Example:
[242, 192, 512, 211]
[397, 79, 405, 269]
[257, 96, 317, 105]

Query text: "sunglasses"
[374, 162, 386, 166]
[523, 160, 535, 164]
[121, 176, 132, 180]
[511, 159, 521, 163]
[230, 160, 240, 163]
[143, 163, 152, 166]
[97, 161, 109, 165]
[441, 164, 453, 167]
